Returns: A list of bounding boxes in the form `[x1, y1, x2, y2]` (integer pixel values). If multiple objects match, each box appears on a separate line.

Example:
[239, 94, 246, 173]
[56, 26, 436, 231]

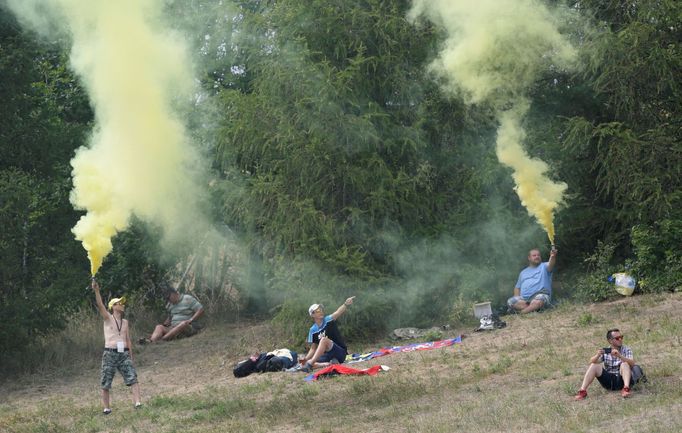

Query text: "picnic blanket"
[345, 335, 462, 364]
[304, 364, 389, 382]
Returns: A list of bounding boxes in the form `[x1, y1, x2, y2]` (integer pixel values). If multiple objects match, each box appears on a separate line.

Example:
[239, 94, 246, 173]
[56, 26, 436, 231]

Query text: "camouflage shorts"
[169, 322, 201, 338]
[100, 350, 138, 389]
[507, 293, 551, 308]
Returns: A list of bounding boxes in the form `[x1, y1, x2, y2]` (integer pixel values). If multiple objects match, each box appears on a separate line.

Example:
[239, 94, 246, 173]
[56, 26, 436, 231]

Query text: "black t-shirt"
[307, 315, 347, 351]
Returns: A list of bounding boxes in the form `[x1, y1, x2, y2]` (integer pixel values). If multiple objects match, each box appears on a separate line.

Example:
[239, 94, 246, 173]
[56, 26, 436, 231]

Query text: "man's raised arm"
[92, 279, 109, 320]
[331, 296, 355, 320]
[547, 247, 558, 273]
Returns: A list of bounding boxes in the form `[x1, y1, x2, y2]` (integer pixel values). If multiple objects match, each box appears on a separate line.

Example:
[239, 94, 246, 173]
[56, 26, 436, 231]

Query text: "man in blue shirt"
[300, 296, 355, 373]
[507, 247, 557, 314]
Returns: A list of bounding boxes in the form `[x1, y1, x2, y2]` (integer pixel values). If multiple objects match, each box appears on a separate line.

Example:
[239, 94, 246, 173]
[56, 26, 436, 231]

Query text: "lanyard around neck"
[112, 314, 123, 336]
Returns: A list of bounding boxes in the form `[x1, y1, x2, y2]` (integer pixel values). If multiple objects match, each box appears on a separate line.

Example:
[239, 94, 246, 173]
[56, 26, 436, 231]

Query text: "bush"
[271, 290, 398, 349]
[449, 293, 481, 328]
[573, 241, 619, 302]
[571, 220, 682, 303]
[631, 220, 682, 293]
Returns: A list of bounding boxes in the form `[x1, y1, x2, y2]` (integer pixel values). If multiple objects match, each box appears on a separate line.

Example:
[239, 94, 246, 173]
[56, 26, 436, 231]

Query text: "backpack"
[632, 364, 648, 384]
[233, 358, 258, 378]
[233, 349, 297, 377]
[265, 357, 285, 372]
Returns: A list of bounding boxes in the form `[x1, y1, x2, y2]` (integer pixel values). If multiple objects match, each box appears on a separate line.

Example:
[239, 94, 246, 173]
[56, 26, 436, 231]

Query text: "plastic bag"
[609, 272, 636, 296]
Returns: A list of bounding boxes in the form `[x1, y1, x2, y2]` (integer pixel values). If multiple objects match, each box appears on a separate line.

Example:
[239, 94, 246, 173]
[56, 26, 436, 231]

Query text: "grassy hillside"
[1, 292, 681, 433]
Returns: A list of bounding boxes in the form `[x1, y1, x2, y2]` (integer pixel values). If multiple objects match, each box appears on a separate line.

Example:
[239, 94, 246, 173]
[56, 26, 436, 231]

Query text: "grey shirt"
[167, 293, 203, 327]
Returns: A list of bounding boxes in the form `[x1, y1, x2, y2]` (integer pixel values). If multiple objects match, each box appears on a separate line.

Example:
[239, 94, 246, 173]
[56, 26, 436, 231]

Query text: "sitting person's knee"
[507, 296, 523, 307]
[319, 336, 334, 348]
[533, 293, 551, 306]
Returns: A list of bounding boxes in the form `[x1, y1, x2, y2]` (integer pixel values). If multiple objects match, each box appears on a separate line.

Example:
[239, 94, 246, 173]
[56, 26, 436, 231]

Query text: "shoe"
[103, 408, 112, 415]
[621, 387, 631, 398]
[475, 315, 495, 331]
[138, 337, 151, 345]
[300, 362, 313, 373]
[135, 402, 143, 409]
[574, 389, 588, 401]
[285, 364, 302, 372]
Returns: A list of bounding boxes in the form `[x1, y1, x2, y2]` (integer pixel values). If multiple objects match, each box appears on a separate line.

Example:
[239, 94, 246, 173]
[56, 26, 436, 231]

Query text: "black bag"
[233, 358, 258, 378]
[265, 357, 284, 372]
[233, 349, 297, 377]
[632, 364, 647, 384]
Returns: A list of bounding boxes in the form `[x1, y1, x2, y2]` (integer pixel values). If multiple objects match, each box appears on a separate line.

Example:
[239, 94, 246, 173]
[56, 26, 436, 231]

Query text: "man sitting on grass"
[145, 284, 204, 343]
[300, 296, 355, 373]
[575, 328, 640, 400]
[507, 247, 557, 314]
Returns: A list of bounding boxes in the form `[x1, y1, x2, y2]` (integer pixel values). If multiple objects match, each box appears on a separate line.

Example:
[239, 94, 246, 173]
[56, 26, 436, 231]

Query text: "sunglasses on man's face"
[611, 336, 623, 341]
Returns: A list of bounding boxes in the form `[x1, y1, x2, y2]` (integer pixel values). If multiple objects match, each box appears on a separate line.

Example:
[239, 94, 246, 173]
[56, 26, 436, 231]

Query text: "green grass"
[1, 293, 681, 433]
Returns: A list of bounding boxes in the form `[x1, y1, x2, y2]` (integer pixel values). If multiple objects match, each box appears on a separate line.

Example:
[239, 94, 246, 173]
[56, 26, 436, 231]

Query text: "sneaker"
[574, 389, 588, 401]
[103, 408, 112, 415]
[138, 337, 151, 345]
[300, 362, 313, 373]
[621, 387, 631, 398]
[134, 402, 143, 409]
[285, 364, 302, 372]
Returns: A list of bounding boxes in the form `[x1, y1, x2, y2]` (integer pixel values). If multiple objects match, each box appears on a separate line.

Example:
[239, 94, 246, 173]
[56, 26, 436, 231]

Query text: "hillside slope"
[1, 292, 681, 433]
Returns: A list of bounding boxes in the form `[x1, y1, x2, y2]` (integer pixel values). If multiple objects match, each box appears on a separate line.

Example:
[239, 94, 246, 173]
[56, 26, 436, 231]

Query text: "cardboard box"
[473, 301, 492, 319]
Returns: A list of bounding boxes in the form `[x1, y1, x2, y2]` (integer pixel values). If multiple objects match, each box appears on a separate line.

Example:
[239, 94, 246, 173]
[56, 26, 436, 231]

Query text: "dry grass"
[1, 292, 681, 433]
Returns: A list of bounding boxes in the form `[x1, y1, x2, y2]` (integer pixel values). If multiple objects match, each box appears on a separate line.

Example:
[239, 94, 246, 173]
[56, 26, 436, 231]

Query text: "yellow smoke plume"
[409, 0, 576, 243]
[9, 0, 200, 275]
[496, 102, 566, 244]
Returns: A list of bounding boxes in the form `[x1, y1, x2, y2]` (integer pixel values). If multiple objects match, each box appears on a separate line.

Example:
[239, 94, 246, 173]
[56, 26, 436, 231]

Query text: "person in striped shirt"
[148, 285, 204, 342]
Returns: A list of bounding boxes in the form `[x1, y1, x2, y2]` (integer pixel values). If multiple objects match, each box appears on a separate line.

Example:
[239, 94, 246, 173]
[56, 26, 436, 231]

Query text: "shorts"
[318, 342, 347, 364]
[597, 370, 629, 390]
[101, 350, 138, 389]
[507, 292, 551, 308]
[170, 322, 200, 338]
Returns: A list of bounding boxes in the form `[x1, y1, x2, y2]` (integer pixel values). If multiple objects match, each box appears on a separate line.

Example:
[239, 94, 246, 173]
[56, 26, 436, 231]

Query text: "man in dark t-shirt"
[300, 296, 355, 373]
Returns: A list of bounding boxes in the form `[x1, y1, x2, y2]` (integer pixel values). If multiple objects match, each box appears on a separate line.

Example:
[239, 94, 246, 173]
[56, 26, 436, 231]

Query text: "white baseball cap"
[308, 303, 323, 316]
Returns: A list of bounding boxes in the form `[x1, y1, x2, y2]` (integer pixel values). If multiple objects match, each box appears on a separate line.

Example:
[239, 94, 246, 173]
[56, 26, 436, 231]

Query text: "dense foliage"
[0, 13, 91, 361]
[1, 0, 680, 363]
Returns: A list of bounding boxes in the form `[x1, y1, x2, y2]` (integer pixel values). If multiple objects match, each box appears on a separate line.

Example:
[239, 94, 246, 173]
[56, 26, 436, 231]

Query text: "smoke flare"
[8, 0, 201, 275]
[409, 0, 576, 243]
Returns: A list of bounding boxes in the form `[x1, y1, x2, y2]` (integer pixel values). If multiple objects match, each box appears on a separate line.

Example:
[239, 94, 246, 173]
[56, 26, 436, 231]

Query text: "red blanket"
[305, 364, 387, 382]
